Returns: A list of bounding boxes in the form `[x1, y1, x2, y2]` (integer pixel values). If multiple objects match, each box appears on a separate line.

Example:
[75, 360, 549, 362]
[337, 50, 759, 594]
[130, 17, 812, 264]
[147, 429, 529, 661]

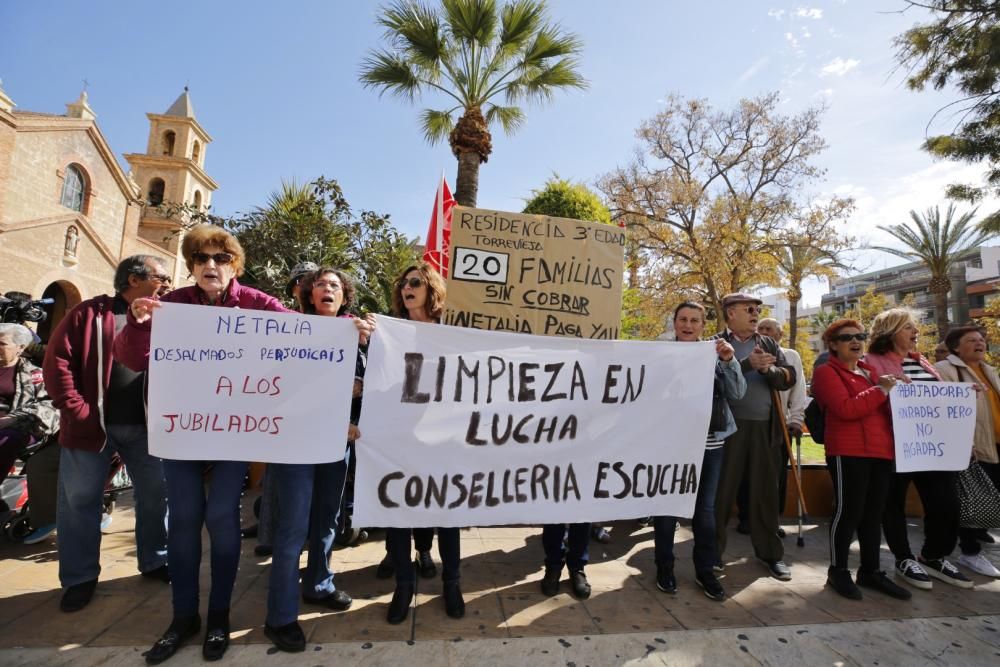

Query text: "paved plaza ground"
[1, 491, 999, 665]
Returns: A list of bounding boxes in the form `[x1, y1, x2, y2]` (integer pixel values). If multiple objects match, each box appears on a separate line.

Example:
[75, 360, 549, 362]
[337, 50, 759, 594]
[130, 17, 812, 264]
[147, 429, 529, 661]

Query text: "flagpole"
[436, 171, 445, 268]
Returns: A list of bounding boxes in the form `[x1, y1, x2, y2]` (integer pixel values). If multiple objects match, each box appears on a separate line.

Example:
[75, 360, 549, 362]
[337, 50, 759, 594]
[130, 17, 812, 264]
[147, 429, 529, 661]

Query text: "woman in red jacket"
[812, 318, 910, 601]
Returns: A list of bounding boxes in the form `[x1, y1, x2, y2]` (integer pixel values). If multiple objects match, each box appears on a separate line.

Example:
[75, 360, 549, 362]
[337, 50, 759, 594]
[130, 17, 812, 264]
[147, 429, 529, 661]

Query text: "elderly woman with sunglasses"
[380, 262, 465, 625]
[811, 319, 911, 601]
[115, 226, 371, 662]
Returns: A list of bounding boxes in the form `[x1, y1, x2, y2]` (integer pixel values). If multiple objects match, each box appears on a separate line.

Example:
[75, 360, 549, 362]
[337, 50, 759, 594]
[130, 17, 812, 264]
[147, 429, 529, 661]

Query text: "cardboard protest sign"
[147, 302, 358, 463]
[354, 316, 716, 528]
[443, 206, 625, 340]
[889, 381, 976, 472]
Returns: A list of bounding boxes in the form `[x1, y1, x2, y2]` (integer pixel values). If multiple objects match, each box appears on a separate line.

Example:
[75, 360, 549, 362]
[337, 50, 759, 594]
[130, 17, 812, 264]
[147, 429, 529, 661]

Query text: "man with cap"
[286, 261, 319, 300]
[711, 294, 797, 581]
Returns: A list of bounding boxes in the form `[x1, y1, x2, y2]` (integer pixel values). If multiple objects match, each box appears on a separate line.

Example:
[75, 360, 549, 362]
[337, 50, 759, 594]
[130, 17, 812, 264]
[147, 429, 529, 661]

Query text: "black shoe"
[695, 571, 726, 601]
[387, 583, 414, 624]
[376, 555, 395, 579]
[826, 567, 862, 600]
[202, 628, 229, 662]
[637, 516, 653, 527]
[857, 569, 912, 600]
[145, 615, 200, 665]
[655, 564, 677, 594]
[443, 580, 465, 619]
[254, 544, 272, 557]
[60, 579, 97, 612]
[541, 565, 561, 596]
[304, 589, 353, 611]
[763, 559, 792, 581]
[240, 523, 258, 539]
[264, 621, 306, 653]
[592, 526, 611, 544]
[417, 550, 437, 579]
[736, 520, 751, 535]
[141, 565, 170, 584]
[776, 527, 787, 539]
[569, 569, 591, 599]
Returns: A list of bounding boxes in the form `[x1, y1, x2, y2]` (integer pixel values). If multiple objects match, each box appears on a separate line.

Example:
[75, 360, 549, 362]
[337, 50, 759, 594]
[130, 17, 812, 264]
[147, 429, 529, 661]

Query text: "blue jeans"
[653, 446, 723, 574]
[268, 456, 351, 626]
[57, 424, 167, 588]
[542, 523, 590, 572]
[163, 459, 248, 616]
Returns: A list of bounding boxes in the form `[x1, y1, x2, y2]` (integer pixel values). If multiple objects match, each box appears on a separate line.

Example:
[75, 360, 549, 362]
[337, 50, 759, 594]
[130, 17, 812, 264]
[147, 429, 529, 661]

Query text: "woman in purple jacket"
[115, 225, 288, 664]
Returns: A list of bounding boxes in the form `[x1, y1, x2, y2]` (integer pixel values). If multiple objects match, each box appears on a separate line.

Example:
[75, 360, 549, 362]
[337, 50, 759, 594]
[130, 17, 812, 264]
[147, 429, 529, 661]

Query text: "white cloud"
[800, 26, 811, 39]
[768, 9, 785, 20]
[785, 32, 800, 49]
[813, 88, 834, 99]
[820, 57, 860, 77]
[794, 7, 823, 19]
[739, 57, 770, 83]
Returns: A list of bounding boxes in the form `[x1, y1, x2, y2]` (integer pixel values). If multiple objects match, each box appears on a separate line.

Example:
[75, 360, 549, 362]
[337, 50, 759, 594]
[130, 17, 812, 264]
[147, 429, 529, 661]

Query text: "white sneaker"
[957, 553, 1000, 578]
[894, 558, 933, 590]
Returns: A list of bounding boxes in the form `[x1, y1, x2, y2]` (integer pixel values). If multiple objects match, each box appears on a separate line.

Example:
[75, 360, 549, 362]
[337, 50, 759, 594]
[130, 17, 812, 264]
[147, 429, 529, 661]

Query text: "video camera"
[0, 292, 53, 325]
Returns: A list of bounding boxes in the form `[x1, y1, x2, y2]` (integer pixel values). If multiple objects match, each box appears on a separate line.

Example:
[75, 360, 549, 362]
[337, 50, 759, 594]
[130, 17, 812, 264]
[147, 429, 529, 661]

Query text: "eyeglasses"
[192, 252, 234, 265]
[313, 280, 342, 291]
[833, 332, 869, 342]
[147, 273, 172, 285]
[735, 305, 762, 315]
[399, 277, 424, 289]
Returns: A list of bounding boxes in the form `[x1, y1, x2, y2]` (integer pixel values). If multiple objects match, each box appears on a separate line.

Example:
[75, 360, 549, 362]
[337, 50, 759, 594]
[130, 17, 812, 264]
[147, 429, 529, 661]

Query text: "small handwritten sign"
[147, 302, 358, 463]
[889, 381, 976, 472]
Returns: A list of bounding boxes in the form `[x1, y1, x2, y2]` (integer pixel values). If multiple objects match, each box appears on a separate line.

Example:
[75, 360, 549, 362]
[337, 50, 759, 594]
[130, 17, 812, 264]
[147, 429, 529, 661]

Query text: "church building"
[0, 81, 216, 339]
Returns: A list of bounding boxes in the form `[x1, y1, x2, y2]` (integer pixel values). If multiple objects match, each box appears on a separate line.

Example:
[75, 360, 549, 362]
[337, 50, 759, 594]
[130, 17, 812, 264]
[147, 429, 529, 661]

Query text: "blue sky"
[3, 1, 994, 307]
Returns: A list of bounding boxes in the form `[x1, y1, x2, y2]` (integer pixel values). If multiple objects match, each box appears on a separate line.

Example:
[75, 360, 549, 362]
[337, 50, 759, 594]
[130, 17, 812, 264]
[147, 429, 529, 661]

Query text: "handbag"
[956, 461, 1000, 529]
[804, 398, 824, 444]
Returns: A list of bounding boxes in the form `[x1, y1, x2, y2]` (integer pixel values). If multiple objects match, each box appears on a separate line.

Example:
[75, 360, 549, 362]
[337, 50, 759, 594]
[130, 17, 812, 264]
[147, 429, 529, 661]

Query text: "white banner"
[889, 381, 977, 472]
[354, 316, 716, 527]
[147, 302, 358, 463]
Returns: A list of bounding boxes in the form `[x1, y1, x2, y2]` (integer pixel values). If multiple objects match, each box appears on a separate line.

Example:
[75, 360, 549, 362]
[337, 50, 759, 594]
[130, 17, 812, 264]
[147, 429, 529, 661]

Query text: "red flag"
[423, 174, 455, 278]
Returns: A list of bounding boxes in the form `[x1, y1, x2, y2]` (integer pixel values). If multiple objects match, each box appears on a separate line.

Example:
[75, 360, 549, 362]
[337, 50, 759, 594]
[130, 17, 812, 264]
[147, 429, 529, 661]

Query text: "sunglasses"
[399, 277, 424, 289]
[834, 332, 869, 342]
[735, 305, 762, 314]
[192, 252, 234, 265]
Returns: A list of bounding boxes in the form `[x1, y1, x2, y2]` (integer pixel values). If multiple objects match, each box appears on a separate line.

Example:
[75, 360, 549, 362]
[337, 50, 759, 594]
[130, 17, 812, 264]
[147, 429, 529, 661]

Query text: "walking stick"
[773, 390, 809, 523]
[795, 431, 805, 547]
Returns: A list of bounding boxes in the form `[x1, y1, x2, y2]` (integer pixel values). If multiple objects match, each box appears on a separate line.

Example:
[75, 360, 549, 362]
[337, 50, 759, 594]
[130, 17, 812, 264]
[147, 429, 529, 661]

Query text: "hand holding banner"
[147, 302, 359, 463]
[889, 381, 976, 472]
[354, 316, 717, 528]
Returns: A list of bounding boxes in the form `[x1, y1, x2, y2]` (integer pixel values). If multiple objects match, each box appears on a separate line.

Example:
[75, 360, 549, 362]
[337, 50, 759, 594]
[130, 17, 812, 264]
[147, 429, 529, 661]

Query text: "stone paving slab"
[1, 492, 1000, 665]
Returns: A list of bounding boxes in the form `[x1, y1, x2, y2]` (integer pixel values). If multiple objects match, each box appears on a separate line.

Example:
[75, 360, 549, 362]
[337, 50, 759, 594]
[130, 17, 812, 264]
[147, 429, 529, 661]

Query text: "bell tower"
[125, 88, 218, 253]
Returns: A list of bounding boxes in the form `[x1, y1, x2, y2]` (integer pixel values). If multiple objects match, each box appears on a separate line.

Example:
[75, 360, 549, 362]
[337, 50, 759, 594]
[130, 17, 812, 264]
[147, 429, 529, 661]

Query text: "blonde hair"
[181, 224, 245, 277]
[868, 307, 921, 354]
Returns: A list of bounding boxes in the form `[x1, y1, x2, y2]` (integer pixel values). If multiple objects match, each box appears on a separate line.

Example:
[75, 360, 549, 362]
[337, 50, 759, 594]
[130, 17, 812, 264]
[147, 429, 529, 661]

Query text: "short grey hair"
[113, 255, 164, 294]
[758, 317, 782, 330]
[0, 323, 33, 346]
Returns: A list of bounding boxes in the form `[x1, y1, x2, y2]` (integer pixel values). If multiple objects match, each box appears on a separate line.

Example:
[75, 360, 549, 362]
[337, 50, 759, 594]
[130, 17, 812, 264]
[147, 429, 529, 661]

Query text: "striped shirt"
[901, 357, 937, 382]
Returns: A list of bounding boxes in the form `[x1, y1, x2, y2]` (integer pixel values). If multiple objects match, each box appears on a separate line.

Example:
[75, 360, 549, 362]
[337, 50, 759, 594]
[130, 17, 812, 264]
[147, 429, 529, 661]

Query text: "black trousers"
[716, 419, 783, 562]
[827, 455, 892, 572]
[737, 432, 791, 522]
[385, 527, 460, 585]
[882, 469, 959, 562]
[958, 460, 1000, 555]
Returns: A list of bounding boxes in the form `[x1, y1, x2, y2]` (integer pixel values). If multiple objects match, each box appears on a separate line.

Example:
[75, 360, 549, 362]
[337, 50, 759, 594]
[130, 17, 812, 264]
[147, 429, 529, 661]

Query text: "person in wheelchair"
[0, 323, 59, 539]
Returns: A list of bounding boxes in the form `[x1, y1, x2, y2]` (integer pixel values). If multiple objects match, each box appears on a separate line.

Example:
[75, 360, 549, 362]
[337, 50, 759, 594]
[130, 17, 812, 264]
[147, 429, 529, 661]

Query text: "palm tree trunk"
[454, 151, 480, 207]
[788, 298, 799, 349]
[934, 290, 949, 341]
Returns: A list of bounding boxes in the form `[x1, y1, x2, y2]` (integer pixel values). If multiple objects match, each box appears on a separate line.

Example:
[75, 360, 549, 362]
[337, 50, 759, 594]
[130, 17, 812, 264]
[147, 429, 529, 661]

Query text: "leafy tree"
[523, 175, 611, 223]
[599, 92, 831, 331]
[783, 319, 817, 382]
[872, 203, 989, 340]
[895, 1, 1000, 228]
[975, 297, 1000, 366]
[771, 198, 854, 348]
[359, 0, 587, 207]
[809, 309, 838, 332]
[156, 178, 418, 313]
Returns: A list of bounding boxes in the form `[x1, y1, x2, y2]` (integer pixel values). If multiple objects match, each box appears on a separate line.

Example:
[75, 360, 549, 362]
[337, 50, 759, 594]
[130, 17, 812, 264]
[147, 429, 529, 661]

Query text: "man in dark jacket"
[711, 293, 797, 580]
[42, 255, 172, 612]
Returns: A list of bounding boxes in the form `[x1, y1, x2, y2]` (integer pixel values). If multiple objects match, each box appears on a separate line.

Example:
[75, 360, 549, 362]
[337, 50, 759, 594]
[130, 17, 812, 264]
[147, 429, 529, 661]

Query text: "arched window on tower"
[192, 140, 201, 164]
[60, 165, 85, 212]
[193, 190, 202, 211]
[148, 178, 165, 206]
[163, 130, 176, 156]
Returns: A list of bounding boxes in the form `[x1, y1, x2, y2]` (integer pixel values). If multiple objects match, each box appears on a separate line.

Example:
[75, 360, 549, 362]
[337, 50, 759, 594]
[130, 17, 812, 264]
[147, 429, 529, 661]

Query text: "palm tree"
[873, 204, 990, 340]
[359, 0, 587, 207]
[775, 238, 849, 348]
